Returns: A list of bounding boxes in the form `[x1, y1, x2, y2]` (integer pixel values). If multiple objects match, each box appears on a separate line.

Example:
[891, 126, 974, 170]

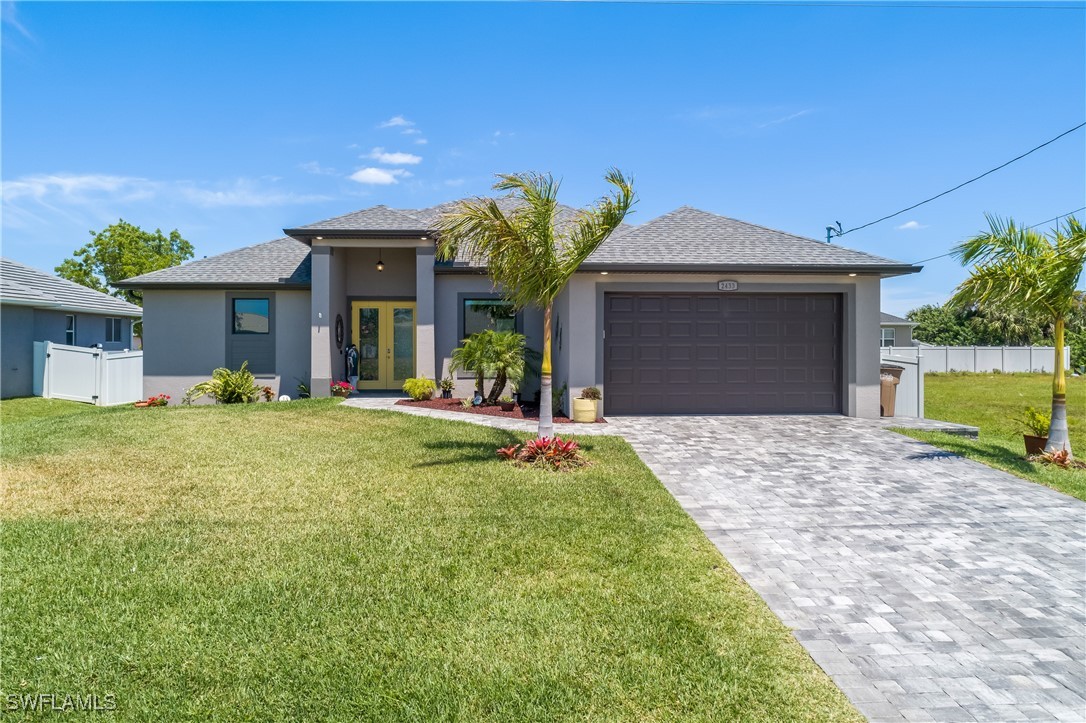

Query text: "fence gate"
[33, 342, 143, 406]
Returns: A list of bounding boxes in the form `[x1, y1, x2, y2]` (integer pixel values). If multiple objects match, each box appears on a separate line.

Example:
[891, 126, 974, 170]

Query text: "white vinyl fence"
[33, 341, 143, 406]
[882, 345, 1070, 374]
[881, 353, 924, 418]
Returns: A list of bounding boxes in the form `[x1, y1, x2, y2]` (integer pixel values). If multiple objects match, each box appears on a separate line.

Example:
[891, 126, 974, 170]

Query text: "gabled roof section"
[285, 205, 428, 237]
[584, 206, 919, 275]
[880, 312, 918, 325]
[115, 237, 310, 289]
[1, 257, 143, 316]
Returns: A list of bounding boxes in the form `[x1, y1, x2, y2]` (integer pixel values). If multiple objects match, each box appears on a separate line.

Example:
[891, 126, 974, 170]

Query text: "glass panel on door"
[391, 306, 415, 383]
[357, 306, 381, 383]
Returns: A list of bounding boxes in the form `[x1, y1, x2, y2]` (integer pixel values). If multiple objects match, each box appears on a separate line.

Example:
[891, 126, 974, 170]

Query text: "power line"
[537, 1, 1083, 8]
[910, 206, 1086, 265]
[831, 122, 1086, 239]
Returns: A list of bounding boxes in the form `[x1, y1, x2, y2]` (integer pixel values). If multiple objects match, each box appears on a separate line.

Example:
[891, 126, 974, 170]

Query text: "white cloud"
[443, 178, 466, 187]
[757, 109, 814, 128]
[401, 127, 422, 135]
[367, 147, 422, 165]
[414, 138, 428, 145]
[1, 172, 328, 210]
[349, 167, 411, 185]
[299, 161, 338, 176]
[895, 220, 928, 231]
[378, 115, 414, 129]
[1, 3, 33, 40]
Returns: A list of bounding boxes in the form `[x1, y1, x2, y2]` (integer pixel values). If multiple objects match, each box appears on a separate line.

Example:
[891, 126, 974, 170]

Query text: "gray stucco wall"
[559, 271, 882, 419]
[434, 274, 543, 400]
[1, 305, 35, 398]
[142, 288, 309, 402]
[1, 305, 136, 398]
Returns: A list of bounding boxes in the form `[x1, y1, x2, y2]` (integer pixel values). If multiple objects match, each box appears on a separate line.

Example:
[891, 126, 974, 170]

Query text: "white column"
[415, 247, 436, 379]
[310, 246, 333, 397]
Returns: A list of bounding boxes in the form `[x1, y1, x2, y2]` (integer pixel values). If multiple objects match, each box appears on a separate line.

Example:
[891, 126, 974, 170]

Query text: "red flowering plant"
[139, 393, 170, 407]
[330, 380, 354, 396]
[497, 436, 588, 471]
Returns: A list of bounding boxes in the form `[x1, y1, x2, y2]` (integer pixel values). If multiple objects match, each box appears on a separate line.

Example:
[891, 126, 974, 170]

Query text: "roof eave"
[0, 297, 142, 317]
[284, 228, 431, 244]
[113, 280, 310, 290]
[575, 263, 924, 277]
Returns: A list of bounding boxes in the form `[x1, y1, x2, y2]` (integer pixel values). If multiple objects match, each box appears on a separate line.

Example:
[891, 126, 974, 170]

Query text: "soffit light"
[376, 249, 385, 272]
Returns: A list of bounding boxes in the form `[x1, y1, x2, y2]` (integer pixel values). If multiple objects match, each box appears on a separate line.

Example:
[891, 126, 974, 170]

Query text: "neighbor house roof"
[115, 237, 311, 289]
[118, 201, 920, 288]
[880, 312, 918, 326]
[0, 257, 142, 317]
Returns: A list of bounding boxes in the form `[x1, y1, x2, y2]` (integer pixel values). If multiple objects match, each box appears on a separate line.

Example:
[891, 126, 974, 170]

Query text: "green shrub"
[185, 362, 262, 404]
[1012, 406, 1051, 437]
[402, 377, 437, 401]
[579, 386, 601, 400]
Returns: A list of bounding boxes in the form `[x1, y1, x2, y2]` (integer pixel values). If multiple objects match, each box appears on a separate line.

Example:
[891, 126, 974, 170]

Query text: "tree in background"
[951, 215, 1085, 456]
[436, 170, 635, 438]
[907, 304, 980, 346]
[56, 219, 194, 310]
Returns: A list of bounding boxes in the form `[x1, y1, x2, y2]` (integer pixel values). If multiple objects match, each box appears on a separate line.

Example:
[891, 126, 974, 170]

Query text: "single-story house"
[1, 257, 142, 399]
[880, 311, 918, 347]
[117, 202, 920, 417]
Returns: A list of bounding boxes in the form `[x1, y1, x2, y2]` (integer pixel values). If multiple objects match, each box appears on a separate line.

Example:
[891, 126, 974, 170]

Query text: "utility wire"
[834, 122, 1086, 238]
[538, 1, 1083, 8]
[910, 206, 1086, 265]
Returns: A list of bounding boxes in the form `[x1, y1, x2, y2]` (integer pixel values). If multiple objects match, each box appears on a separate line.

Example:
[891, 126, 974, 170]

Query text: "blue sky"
[3, 1, 1084, 315]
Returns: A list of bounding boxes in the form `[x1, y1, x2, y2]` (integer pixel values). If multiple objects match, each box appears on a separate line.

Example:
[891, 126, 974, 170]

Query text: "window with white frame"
[65, 315, 77, 345]
[880, 327, 896, 347]
[105, 317, 123, 343]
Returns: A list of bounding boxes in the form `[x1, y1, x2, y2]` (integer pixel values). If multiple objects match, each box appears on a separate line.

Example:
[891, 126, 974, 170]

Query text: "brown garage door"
[604, 293, 842, 415]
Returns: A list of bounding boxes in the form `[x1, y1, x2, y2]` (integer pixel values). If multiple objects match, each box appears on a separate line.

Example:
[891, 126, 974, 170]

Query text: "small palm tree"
[485, 331, 527, 405]
[449, 333, 490, 397]
[951, 215, 1085, 456]
[436, 170, 635, 437]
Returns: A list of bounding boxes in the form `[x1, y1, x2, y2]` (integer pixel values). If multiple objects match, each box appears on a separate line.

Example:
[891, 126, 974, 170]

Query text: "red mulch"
[395, 398, 605, 424]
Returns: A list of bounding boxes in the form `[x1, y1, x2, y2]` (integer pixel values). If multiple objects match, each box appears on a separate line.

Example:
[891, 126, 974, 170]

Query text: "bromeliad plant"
[185, 362, 263, 404]
[497, 436, 588, 471]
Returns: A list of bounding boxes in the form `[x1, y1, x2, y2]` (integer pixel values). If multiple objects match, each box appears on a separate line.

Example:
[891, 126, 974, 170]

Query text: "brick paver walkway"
[347, 399, 1086, 722]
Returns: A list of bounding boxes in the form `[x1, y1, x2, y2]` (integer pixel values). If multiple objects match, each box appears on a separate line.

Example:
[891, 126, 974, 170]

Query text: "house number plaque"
[717, 280, 739, 291]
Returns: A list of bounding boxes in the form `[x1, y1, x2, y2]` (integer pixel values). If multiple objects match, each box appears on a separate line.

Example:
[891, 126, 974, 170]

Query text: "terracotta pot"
[332, 389, 351, 398]
[1024, 434, 1048, 455]
[134, 401, 150, 408]
[572, 397, 598, 423]
[499, 401, 515, 412]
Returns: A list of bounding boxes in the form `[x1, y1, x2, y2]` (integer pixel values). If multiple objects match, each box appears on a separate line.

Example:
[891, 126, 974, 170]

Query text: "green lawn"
[1, 398, 858, 721]
[894, 372, 1086, 501]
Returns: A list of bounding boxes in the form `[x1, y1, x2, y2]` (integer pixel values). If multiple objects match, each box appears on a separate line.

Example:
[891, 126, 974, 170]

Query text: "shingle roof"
[287, 205, 428, 233]
[0, 257, 142, 316]
[880, 312, 917, 325]
[584, 206, 914, 271]
[115, 237, 310, 288]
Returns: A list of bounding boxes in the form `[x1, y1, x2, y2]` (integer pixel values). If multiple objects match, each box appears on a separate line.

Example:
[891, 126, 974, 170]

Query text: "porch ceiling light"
[376, 251, 385, 272]
[848, 273, 857, 277]
[315, 236, 323, 240]
[600, 271, 609, 275]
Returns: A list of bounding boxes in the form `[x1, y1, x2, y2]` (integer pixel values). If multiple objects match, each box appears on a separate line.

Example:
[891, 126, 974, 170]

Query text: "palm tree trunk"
[1046, 317, 1072, 456]
[538, 303, 554, 438]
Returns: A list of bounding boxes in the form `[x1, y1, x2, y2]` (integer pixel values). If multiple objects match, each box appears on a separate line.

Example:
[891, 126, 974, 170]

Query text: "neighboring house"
[1, 257, 142, 399]
[117, 202, 920, 417]
[880, 312, 918, 347]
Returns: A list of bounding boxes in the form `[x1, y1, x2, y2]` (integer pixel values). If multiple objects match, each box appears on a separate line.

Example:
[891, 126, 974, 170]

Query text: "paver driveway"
[615, 416, 1086, 723]
[348, 399, 1086, 722]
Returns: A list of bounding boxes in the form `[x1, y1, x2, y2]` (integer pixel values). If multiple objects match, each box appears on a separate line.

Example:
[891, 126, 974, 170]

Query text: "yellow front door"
[351, 301, 417, 390]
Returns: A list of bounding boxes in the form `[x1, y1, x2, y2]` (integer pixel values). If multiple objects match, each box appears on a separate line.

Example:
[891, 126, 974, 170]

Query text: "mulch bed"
[395, 398, 605, 424]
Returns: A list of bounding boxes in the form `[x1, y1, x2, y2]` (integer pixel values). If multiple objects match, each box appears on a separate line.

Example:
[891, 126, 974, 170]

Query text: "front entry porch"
[351, 300, 417, 390]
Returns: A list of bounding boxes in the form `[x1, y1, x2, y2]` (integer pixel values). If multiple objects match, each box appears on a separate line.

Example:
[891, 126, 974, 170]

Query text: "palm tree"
[436, 170, 635, 437]
[951, 214, 1085, 456]
[449, 333, 490, 398]
[484, 331, 528, 405]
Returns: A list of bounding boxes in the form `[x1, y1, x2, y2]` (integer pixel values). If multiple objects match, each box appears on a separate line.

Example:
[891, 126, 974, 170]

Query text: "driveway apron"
[611, 415, 1085, 723]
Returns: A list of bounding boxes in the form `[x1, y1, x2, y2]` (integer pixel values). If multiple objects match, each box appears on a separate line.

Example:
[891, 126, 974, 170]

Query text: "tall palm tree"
[436, 170, 635, 437]
[951, 214, 1085, 456]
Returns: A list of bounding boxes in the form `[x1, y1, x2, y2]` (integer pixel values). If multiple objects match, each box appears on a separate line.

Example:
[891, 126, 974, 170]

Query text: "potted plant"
[135, 393, 170, 408]
[330, 380, 353, 398]
[498, 395, 515, 412]
[572, 386, 601, 423]
[402, 377, 437, 401]
[1013, 406, 1050, 455]
[440, 377, 455, 399]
